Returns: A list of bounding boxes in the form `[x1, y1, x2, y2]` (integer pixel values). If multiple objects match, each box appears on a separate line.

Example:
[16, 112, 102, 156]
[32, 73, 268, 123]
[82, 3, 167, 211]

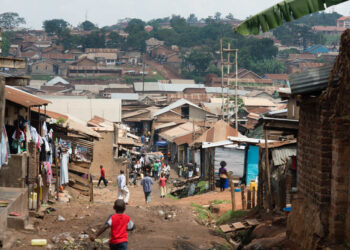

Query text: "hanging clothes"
[43, 162, 53, 186]
[60, 152, 69, 185]
[42, 121, 48, 137]
[1, 126, 11, 167]
[40, 141, 47, 162]
[11, 129, 25, 154]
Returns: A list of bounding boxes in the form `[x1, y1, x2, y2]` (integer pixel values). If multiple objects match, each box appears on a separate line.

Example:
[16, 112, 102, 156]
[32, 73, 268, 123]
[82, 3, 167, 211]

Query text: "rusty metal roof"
[5, 85, 51, 107]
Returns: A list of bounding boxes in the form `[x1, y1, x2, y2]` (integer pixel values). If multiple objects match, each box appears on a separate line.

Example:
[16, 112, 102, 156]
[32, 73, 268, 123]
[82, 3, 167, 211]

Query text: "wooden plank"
[220, 224, 234, 233]
[69, 172, 89, 186]
[245, 219, 259, 226]
[68, 164, 90, 175]
[69, 182, 89, 192]
[71, 161, 91, 169]
[232, 222, 246, 230]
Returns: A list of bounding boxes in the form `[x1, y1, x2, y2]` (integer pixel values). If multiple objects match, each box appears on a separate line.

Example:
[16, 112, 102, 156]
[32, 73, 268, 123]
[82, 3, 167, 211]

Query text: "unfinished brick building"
[288, 30, 350, 249]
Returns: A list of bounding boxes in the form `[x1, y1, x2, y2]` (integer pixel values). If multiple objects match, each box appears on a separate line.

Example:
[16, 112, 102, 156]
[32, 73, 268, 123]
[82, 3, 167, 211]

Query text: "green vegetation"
[196, 181, 208, 195]
[324, 34, 341, 46]
[167, 194, 179, 200]
[191, 203, 214, 223]
[43, 19, 69, 35]
[1, 31, 14, 56]
[216, 210, 248, 225]
[210, 200, 230, 205]
[295, 11, 342, 26]
[0, 12, 25, 30]
[273, 23, 326, 47]
[30, 75, 55, 81]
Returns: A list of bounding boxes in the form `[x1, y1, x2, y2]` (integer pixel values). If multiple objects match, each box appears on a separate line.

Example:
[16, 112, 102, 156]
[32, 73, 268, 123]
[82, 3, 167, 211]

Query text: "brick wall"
[288, 89, 350, 248]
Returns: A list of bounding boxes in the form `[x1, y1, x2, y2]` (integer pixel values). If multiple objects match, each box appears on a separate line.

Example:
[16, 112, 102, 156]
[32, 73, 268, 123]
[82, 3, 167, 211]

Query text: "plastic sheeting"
[271, 146, 297, 166]
[246, 145, 259, 184]
[214, 147, 245, 178]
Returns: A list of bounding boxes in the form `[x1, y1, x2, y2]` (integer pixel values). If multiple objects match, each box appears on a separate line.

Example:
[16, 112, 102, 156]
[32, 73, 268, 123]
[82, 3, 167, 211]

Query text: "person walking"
[219, 161, 228, 192]
[117, 170, 130, 204]
[140, 173, 153, 204]
[90, 199, 134, 249]
[98, 165, 108, 187]
[159, 173, 167, 198]
[153, 160, 159, 180]
[164, 162, 171, 180]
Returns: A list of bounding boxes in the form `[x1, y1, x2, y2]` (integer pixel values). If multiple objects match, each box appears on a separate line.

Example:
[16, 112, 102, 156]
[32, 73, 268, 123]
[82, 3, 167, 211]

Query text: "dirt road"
[145, 59, 183, 80]
[11, 181, 230, 249]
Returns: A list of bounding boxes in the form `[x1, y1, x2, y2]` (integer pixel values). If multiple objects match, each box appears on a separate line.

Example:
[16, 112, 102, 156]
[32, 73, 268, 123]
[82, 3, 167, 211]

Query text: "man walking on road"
[98, 165, 108, 187]
[117, 170, 130, 204]
[141, 173, 153, 204]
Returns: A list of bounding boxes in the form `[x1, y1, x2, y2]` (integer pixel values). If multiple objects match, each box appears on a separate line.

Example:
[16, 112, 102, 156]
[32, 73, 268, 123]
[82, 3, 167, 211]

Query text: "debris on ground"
[57, 215, 65, 221]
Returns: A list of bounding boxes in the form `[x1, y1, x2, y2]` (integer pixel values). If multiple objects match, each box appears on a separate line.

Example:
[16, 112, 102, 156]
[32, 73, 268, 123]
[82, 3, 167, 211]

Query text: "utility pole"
[235, 49, 238, 130]
[220, 39, 224, 120]
[142, 53, 145, 95]
[221, 43, 238, 127]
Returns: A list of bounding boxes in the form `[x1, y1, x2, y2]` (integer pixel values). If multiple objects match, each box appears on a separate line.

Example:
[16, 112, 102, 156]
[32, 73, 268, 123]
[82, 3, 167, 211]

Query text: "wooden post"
[113, 123, 119, 158]
[264, 129, 272, 209]
[53, 141, 59, 200]
[0, 77, 5, 133]
[247, 189, 252, 209]
[252, 187, 256, 208]
[229, 177, 236, 211]
[241, 184, 246, 210]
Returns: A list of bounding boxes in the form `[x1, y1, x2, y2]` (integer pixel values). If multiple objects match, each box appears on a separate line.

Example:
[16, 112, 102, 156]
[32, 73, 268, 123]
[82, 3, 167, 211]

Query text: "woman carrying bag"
[219, 161, 228, 192]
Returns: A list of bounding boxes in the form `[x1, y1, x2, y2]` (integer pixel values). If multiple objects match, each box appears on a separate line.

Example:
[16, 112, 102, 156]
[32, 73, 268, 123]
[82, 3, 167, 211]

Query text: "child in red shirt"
[90, 199, 134, 249]
[159, 173, 167, 198]
[98, 165, 108, 187]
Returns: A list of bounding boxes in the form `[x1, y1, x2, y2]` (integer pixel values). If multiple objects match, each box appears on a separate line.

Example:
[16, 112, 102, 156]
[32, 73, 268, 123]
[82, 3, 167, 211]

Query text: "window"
[181, 105, 189, 119]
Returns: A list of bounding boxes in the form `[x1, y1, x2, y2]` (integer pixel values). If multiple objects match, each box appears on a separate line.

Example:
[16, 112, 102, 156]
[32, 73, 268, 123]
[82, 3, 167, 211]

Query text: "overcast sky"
[2, 0, 350, 29]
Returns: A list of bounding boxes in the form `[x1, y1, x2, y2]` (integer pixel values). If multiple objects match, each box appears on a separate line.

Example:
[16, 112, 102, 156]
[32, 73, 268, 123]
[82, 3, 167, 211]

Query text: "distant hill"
[295, 11, 342, 26]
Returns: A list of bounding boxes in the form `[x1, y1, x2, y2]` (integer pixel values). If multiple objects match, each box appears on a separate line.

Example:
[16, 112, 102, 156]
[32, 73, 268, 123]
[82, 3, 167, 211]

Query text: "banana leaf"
[235, 0, 348, 36]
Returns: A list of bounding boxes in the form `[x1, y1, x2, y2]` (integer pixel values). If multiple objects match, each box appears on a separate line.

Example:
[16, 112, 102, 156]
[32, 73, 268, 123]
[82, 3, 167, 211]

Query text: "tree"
[1, 31, 13, 56]
[170, 15, 187, 33]
[226, 13, 234, 20]
[80, 20, 97, 31]
[187, 14, 198, 24]
[43, 19, 69, 35]
[214, 12, 222, 21]
[125, 19, 145, 34]
[183, 49, 213, 74]
[0, 12, 25, 30]
[126, 31, 149, 51]
[106, 32, 125, 48]
[57, 29, 82, 50]
[82, 31, 106, 49]
[248, 59, 286, 75]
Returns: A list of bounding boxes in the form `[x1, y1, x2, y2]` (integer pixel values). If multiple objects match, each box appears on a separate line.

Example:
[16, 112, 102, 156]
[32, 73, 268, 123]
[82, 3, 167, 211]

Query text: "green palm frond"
[235, 0, 348, 36]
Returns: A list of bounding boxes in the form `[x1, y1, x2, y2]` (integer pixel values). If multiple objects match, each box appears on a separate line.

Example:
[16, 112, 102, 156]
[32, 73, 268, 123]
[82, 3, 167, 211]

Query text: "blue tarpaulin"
[155, 141, 167, 147]
[246, 145, 259, 184]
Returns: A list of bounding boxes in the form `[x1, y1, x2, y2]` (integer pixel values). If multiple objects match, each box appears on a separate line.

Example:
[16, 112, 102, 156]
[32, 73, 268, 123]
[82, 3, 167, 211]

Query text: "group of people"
[177, 162, 199, 179]
[91, 161, 229, 250]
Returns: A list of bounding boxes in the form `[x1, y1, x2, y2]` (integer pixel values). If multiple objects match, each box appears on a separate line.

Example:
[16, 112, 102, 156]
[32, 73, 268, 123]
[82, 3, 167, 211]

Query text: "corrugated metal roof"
[271, 145, 296, 166]
[110, 93, 139, 100]
[45, 98, 121, 122]
[46, 76, 69, 86]
[153, 98, 202, 117]
[289, 65, 336, 95]
[159, 122, 200, 142]
[133, 82, 249, 96]
[5, 85, 51, 107]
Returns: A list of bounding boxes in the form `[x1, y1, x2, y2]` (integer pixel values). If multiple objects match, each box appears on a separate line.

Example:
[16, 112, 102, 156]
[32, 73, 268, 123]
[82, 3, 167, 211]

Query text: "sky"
[2, 0, 350, 29]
